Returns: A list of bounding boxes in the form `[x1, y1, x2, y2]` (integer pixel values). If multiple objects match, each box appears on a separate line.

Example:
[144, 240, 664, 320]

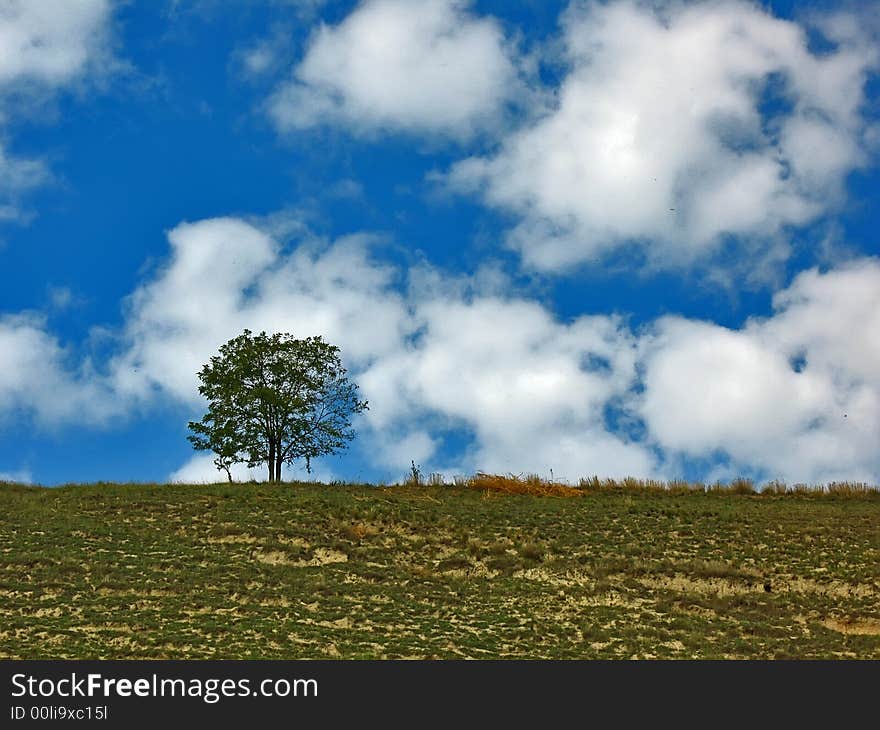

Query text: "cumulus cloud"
[3, 215, 877, 484]
[105, 217, 654, 480]
[168, 453, 268, 483]
[109, 218, 409, 405]
[359, 297, 655, 479]
[640, 260, 880, 483]
[0, 0, 112, 88]
[169, 452, 339, 484]
[446, 0, 878, 272]
[135, 227, 879, 483]
[0, 0, 116, 219]
[0, 314, 116, 426]
[268, 0, 522, 138]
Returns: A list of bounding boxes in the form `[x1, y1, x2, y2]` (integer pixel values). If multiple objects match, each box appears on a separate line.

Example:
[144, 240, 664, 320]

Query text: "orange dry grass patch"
[466, 472, 582, 498]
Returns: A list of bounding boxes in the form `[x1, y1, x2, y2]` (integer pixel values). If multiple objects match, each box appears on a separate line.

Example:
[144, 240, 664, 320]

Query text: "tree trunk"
[268, 441, 276, 483]
[276, 455, 283, 483]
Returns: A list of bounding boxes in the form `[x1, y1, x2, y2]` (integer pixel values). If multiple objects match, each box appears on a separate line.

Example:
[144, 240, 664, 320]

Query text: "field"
[1, 479, 878, 659]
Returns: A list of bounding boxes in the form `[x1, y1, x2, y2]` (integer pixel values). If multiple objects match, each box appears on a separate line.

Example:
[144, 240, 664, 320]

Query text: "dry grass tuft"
[826, 481, 878, 496]
[466, 472, 582, 498]
[577, 476, 686, 492]
[573, 475, 878, 497]
[761, 480, 879, 497]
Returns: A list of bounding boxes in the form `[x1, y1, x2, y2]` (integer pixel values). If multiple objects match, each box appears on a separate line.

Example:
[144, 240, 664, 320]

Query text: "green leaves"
[187, 330, 368, 482]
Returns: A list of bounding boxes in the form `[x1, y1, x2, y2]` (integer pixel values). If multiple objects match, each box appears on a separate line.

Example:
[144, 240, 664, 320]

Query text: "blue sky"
[0, 0, 878, 486]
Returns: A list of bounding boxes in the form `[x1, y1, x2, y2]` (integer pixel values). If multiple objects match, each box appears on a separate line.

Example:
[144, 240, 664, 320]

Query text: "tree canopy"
[187, 330, 368, 482]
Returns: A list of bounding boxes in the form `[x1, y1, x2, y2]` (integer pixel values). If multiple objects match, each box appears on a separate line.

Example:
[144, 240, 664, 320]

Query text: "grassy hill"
[1, 478, 878, 659]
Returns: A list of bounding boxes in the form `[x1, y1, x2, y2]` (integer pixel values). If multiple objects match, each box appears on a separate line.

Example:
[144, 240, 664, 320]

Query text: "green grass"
[1, 480, 878, 659]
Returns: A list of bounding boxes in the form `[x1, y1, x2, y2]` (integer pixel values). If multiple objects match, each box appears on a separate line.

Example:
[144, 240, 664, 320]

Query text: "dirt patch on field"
[253, 550, 292, 565]
[300, 548, 348, 566]
[822, 618, 880, 635]
[253, 548, 348, 567]
[783, 577, 876, 599]
[275, 536, 310, 548]
[0, 589, 27, 599]
[30, 607, 65, 618]
[442, 564, 499, 579]
[93, 587, 176, 598]
[70, 624, 135, 635]
[638, 574, 877, 598]
[638, 575, 758, 596]
[513, 567, 594, 588]
[206, 534, 263, 545]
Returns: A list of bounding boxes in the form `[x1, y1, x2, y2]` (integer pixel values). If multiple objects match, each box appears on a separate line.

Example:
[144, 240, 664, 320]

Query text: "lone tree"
[187, 330, 368, 483]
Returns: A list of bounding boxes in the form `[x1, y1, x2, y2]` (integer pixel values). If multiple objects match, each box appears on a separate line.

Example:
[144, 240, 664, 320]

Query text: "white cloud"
[4, 215, 878, 485]
[268, 0, 522, 138]
[169, 451, 339, 484]
[0, 467, 32, 484]
[0, 0, 115, 220]
[640, 259, 880, 483]
[168, 453, 267, 483]
[109, 218, 409, 405]
[0, 313, 116, 426]
[240, 41, 279, 77]
[446, 0, 878, 272]
[233, 23, 299, 81]
[0, 0, 112, 88]
[102, 216, 654, 480]
[359, 296, 655, 479]
[0, 144, 48, 221]
[47, 285, 75, 310]
[0, 145, 48, 191]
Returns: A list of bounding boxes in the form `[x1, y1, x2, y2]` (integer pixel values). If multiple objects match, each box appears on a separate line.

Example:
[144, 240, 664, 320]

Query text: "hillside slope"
[1, 482, 878, 658]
